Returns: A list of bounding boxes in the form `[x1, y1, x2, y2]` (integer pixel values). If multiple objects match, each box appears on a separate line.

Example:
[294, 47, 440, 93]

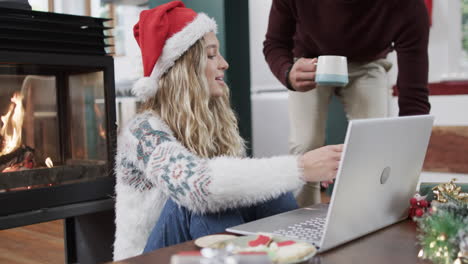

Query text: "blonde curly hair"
[142, 38, 245, 158]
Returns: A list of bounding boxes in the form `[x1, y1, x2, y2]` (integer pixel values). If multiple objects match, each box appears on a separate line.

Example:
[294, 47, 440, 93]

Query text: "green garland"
[417, 193, 468, 264]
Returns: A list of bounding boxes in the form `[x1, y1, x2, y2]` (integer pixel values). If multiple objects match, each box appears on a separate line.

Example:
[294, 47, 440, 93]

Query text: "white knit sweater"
[113, 111, 304, 260]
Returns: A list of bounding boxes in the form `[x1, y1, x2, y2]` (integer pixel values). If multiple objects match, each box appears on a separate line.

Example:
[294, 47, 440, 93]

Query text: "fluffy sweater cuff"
[204, 155, 304, 212]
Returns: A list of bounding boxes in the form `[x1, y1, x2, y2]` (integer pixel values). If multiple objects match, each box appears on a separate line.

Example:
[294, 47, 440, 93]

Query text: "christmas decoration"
[417, 179, 468, 264]
[432, 179, 468, 203]
[454, 230, 468, 264]
[409, 193, 430, 219]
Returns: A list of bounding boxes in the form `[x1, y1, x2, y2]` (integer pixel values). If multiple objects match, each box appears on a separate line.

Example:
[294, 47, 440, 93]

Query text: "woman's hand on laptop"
[299, 144, 343, 182]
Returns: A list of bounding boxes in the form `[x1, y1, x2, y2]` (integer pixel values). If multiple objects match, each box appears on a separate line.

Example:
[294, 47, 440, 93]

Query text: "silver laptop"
[226, 115, 434, 252]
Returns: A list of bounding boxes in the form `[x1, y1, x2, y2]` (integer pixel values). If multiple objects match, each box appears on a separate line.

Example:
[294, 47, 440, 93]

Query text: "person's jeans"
[143, 192, 298, 253]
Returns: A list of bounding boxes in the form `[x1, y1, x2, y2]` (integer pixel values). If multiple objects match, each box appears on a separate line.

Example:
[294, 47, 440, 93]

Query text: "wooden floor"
[0, 220, 64, 264]
[0, 192, 330, 264]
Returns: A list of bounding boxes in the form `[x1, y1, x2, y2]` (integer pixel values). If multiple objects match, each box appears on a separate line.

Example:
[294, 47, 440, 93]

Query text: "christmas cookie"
[269, 241, 316, 263]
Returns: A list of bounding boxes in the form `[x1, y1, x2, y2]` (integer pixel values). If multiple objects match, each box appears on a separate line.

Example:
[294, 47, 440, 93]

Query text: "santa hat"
[132, 1, 217, 100]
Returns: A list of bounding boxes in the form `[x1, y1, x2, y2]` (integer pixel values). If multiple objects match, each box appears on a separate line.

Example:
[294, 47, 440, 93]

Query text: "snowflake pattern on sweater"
[147, 143, 211, 204]
[122, 117, 211, 203]
[131, 120, 172, 165]
[120, 157, 154, 191]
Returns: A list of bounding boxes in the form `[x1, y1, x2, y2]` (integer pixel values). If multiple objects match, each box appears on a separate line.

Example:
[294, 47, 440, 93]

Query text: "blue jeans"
[143, 192, 298, 253]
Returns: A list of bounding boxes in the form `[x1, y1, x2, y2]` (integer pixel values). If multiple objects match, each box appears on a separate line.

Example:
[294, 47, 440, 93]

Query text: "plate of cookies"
[209, 233, 317, 264]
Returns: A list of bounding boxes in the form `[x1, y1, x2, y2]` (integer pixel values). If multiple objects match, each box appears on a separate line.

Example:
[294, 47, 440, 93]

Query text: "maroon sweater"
[263, 0, 431, 116]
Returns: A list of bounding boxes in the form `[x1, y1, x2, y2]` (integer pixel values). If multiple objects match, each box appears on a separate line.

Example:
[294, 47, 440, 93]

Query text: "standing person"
[113, 1, 343, 260]
[263, 0, 431, 207]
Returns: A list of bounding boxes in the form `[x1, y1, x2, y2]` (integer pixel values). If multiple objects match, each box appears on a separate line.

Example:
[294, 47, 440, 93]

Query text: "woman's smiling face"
[204, 32, 229, 97]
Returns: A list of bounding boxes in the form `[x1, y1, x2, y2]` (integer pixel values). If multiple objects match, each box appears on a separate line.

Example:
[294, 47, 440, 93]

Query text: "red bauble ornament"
[408, 193, 429, 220]
[415, 208, 424, 217]
[419, 199, 428, 208]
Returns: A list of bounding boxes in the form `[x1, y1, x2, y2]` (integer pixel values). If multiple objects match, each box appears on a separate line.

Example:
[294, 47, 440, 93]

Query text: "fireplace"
[1, 71, 109, 188]
[0, 7, 116, 229]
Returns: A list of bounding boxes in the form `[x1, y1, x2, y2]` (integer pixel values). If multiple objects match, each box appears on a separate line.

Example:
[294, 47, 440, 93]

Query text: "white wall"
[54, 0, 86, 15]
[248, 0, 283, 93]
[112, 5, 145, 85]
[251, 92, 290, 157]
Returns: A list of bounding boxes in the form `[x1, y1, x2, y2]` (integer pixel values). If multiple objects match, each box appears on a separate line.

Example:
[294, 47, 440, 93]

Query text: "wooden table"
[114, 220, 431, 264]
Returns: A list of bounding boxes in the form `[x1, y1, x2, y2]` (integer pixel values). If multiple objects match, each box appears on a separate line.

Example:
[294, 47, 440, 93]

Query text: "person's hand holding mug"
[288, 56, 349, 92]
[299, 144, 343, 183]
[288, 58, 318, 92]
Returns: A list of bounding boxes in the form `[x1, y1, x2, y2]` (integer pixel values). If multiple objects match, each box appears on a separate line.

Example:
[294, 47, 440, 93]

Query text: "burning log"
[0, 145, 36, 172]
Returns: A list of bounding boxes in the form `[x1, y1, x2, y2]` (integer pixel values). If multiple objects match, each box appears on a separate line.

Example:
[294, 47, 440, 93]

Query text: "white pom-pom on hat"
[132, 77, 158, 101]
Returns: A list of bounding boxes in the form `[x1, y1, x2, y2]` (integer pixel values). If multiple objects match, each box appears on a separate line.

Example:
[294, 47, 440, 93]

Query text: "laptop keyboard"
[272, 216, 326, 243]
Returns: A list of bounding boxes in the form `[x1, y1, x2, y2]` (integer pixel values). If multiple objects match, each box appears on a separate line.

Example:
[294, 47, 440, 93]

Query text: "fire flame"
[94, 104, 106, 139]
[0, 93, 24, 156]
[45, 157, 54, 168]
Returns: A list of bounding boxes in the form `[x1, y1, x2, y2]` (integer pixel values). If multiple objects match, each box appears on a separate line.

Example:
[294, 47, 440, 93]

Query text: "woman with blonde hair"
[113, 1, 342, 260]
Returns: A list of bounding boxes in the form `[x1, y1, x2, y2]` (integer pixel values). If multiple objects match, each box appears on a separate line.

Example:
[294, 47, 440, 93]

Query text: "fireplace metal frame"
[0, 50, 116, 228]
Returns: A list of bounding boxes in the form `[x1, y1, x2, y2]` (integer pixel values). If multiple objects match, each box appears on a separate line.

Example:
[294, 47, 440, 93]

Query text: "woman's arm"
[120, 115, 339, 214]
[145, 139, 304, 214]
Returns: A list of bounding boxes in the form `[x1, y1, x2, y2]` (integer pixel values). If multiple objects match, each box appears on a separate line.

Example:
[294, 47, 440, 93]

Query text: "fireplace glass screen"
[0, 65, 109, 192]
